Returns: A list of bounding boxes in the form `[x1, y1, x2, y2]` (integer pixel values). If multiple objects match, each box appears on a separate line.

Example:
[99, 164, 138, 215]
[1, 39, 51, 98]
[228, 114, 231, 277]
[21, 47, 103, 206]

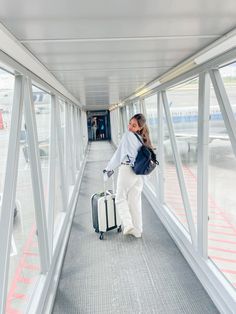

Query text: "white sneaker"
[123, 225, 135, 235]
[129, 229, 142, 238]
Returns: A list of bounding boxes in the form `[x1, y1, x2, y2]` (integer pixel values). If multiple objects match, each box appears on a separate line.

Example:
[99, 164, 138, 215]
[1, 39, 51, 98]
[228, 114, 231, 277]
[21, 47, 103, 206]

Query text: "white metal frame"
[197, 72, 210, 259]
[119, 107, 125, 134]
[0, 53, 87, 313]
[70, 105, 77, 179]
[209, 69, 236, 156]
[47, 95, 56, 257]
[74, 107, 81, 171]
[23, 77, 50, 272]
[157, 92, 164, 204]
[1, 31, 236, 314]
[161, 90, 197, 246]
[0, 75, 24, 313]
[78, 109, 84, 161]
[55, 97, 68, 210]
[65, 104, 73, 192]
[122, 49, 236, 313]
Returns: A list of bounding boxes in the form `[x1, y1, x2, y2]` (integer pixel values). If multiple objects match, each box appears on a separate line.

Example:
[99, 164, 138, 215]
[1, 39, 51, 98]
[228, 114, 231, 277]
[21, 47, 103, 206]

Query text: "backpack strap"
[133, 132, 143, 145]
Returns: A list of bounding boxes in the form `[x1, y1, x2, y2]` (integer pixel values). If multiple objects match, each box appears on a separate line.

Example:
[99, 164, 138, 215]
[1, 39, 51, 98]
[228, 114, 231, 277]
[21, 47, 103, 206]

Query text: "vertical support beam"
[82, 110, 87, 155]
[209, 69, 236, 157]
[157, 92, 164, 204]
[78, 108, 82, 168]
[141, 97, 148, 118]
[67, 105, 75, 185]
[129, 102, 134, 117]
[70, 106, 76, 180]
[0, 75, 24, 314]
[117, 108, 121, 141]
[140, 98, 144, 113]
[55, 96, 67, 210]
[109, 111, 114, 143]
[78, 108, 82, 166]
[197, 72, 210, 258]
[74, 107, 81, 170]
[126, 104, 129, 120]
[123, 106, 128, 128]
[162, 90, 197, 247]
[47, 95, 56, 256]
[83, 110, 88, 145]
[24, 77, 50, 272]
[64, 103, 71, 191]
[78, 109, 84, 159]
[120, 107, 125, 134]
[114, 110, 119, 143]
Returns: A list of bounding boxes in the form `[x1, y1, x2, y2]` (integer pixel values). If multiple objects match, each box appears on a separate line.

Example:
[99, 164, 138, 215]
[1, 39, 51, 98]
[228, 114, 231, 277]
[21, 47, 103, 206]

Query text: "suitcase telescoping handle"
[103, 172, 115, 199]
[103, 173, 117, 233]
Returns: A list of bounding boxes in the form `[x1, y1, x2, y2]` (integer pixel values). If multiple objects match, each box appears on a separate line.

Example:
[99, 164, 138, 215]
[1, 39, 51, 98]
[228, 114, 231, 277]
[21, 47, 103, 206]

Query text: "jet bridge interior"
[0, 1, 236, 313]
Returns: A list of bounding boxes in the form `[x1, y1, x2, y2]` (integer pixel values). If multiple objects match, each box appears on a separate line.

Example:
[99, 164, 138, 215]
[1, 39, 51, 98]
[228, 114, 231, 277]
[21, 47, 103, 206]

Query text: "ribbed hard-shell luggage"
[91, 179, 121, 240]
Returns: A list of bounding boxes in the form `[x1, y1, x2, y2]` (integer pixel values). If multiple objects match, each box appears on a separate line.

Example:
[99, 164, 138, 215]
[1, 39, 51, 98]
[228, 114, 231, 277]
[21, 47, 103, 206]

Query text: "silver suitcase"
[91, 177, 121, 240]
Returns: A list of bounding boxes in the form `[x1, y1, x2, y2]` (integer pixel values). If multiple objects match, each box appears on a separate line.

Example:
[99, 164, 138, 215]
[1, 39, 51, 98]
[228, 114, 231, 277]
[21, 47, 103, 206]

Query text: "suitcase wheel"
[95, 228, 99, 233]
[117, 225, 122, 233]
[99, 232, 104, 240]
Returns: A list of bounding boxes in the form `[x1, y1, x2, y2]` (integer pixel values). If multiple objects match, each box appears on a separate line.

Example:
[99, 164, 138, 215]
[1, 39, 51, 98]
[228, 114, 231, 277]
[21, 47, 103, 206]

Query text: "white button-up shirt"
[106, 131, 142, 171]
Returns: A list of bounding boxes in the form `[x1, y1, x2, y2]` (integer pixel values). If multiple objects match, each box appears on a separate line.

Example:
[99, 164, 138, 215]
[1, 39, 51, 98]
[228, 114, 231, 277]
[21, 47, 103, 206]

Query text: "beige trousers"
[116, 165, 143, 233]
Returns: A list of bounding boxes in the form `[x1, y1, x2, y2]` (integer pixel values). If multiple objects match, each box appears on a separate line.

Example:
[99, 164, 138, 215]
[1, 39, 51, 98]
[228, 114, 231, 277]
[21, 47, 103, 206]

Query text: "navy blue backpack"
[132, 133, 159, 175]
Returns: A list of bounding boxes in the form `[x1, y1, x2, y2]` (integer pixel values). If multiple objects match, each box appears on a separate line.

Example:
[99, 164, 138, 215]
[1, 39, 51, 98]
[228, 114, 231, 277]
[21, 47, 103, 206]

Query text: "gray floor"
[53, 141, 219, 314]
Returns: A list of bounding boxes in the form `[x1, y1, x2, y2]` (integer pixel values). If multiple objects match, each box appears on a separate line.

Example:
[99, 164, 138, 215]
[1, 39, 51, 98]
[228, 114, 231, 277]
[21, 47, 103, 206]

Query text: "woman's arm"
[105, 131, 141, 171]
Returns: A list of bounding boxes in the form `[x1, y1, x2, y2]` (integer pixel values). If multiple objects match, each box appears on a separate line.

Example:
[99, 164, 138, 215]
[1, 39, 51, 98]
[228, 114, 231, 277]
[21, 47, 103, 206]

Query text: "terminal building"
[0, 1, 236, 313]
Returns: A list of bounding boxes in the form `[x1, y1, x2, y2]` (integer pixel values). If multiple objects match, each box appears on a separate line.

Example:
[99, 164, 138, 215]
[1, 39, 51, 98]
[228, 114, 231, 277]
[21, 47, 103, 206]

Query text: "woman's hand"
[103, 169, 114, 181]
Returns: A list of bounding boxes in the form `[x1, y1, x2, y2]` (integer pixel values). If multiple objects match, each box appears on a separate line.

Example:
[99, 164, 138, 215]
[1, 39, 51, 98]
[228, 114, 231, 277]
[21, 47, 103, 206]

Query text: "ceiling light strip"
[20, 35, 220, 44]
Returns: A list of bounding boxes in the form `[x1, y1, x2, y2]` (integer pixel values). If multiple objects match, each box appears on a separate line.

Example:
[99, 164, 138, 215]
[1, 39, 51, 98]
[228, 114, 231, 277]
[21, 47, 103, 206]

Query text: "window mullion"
[162, 90, 197, 247]
[0, 75, 24, 313]
[55, 97, 67, 209]
[209, 69, 236, 157]
[197, 72, 210, 258]
[74, 108, 80, 170]
[47, 95, 56, 256]
[24, 78, 50, 272]
[157, 92, 164, 203]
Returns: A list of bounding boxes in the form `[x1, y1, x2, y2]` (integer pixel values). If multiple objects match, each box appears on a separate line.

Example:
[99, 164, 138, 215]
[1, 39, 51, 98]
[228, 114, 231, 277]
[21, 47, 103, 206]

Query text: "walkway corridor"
[53, 141, 219, 314]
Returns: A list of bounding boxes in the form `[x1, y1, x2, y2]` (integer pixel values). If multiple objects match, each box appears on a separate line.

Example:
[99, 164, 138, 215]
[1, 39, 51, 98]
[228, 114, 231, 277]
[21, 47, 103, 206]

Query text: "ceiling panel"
[0, 0, 236, 109]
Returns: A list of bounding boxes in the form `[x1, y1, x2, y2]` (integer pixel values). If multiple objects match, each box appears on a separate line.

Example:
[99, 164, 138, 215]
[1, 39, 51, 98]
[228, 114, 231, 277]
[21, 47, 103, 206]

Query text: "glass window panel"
[133, 101, 140, 114]
[66, 106, 75, 187]
[129, 103, 134, 117]
[75, 108, 81, 170]
[59, 99, 65, 128]
[120, 107, 126, 133]
[33, 86, 51, 212]
[59, 99, 65, 159]
[166, 78, 199, 227]
[78, 109, 83, 164]
[54, 131, 64, 231]
[7, 115, 40, 313]
[0, 69, 14, 193]
[220, 62, 236, 118]
[126, 106, 129, 120]
[144, 94, 157, 147]
[208, 83, 236, 289]
[163, 108, 190, 233]
[70, 106, 76, 178]
[144, 94, 158, 192]
[126, 105, 132, 121]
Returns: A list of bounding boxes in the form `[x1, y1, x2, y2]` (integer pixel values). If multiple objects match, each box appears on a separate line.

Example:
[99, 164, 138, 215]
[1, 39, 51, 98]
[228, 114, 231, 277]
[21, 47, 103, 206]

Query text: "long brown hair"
[130, 113, 153, 148]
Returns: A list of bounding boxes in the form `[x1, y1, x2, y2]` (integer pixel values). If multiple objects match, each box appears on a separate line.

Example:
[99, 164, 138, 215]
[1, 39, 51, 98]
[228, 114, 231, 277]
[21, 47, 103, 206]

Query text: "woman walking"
[104, 113, 153, 238]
